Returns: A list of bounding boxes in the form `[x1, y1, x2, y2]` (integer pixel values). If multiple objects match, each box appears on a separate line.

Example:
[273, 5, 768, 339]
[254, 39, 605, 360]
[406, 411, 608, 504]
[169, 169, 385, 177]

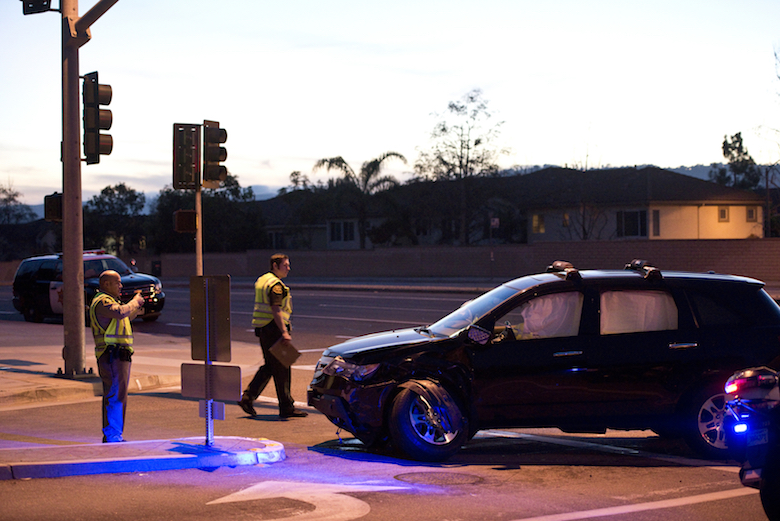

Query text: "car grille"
[120, 284, 156, 301]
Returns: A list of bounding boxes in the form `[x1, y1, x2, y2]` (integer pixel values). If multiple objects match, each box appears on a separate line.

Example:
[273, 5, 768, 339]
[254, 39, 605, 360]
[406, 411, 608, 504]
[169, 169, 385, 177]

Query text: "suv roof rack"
[57, 249, 107, 258]
[625, 259, 662, 281]
[546, 260, 582, 282]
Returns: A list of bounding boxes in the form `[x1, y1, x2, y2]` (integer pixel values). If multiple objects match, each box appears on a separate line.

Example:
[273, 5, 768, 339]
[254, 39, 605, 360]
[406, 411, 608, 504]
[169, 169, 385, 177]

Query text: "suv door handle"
[669, 342, 698, 350]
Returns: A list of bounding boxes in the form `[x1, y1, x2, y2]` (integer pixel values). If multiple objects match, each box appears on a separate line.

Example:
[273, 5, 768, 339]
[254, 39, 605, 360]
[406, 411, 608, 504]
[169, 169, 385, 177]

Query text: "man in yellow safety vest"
[238, 253, 308, 418]
[89, 270, 145, 442]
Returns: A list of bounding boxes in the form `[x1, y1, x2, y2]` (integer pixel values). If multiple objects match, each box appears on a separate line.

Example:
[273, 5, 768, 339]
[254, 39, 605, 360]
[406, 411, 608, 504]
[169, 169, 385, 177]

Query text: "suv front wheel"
[22, 299, 44, 323]
[389, 381, 467, 462]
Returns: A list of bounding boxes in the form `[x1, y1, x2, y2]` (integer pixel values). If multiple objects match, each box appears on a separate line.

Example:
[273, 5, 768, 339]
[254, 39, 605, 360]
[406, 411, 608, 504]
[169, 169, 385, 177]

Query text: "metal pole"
[74, 0, 119, 33]
[203, 278, 214, 446]
[61, 0, 86, 376]
[195, 185, 203, 276]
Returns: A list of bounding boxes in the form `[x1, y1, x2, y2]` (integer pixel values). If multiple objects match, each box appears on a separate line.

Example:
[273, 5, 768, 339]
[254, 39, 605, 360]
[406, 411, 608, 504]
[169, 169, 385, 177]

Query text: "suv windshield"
[83, 257, 132, 278]
[428, 285, 519, 337]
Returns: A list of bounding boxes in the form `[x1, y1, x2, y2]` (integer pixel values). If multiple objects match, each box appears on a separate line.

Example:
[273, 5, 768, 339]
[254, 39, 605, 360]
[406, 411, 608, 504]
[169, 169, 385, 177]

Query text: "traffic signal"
[202, 120, 227, 188]
[173, 123, 201, 190]
[21, 0, 51, 14]
[44, 192, 62, 222]
[82, 71, 113, 165]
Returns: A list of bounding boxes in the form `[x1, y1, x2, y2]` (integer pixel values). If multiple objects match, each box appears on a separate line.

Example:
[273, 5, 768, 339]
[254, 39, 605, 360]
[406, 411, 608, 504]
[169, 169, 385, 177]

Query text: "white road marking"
[207, 480, 406, 521]
[479, 430, 740, 470]
[233, 311, 423, 325]
[513, 487, 758, 521]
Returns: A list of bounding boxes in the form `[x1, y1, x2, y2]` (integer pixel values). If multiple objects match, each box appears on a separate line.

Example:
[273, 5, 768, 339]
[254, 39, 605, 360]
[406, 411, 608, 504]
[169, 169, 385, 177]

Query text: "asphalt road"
[0, 282, 770, 520]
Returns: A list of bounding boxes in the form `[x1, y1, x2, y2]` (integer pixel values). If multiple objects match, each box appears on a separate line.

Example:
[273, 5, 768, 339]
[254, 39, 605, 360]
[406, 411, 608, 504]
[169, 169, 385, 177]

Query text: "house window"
[330, 222, 342, 242]
[562, 213, 570, 227]
[415, 219, 429, 236]
[330, 221, 355, 242]
[718, 207, 729, 222]
[652, 209, 660, 237]
[268, 232, 285, 249]
[746, 206, 757, 222]
[532, 214, 545, 234]
[343, 221, 355, 241]
[616, 210, 647, 237]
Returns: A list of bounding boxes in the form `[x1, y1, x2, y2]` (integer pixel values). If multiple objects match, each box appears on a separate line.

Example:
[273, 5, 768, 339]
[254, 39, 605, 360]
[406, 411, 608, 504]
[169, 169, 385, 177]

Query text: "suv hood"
[85, 272, 160, 286]
[325, 328, 437, 358]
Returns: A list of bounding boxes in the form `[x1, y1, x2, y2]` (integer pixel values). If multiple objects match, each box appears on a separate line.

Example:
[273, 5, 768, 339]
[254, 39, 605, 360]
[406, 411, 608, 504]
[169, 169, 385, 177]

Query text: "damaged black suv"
[308, 260, 780, 461]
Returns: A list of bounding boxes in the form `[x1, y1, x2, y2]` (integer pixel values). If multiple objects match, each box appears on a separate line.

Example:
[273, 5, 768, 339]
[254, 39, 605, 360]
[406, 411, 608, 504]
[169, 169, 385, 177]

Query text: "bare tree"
[0, 182, 36, 224]
[415, 89, 508, 244]
[708, 132, 761, 190]
[559, 204, 610, 241]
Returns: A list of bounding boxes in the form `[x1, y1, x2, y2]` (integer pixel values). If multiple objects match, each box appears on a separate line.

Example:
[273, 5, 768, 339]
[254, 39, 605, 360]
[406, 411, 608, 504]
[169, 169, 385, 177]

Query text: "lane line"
[514, 488, 758, 521]
[479, 430, 739, 470]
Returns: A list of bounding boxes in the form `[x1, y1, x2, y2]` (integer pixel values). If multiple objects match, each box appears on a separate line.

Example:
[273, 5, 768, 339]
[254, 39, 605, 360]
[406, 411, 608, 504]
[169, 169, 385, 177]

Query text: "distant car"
[308, 260, 780, 461]
[12, 250, 165, 323]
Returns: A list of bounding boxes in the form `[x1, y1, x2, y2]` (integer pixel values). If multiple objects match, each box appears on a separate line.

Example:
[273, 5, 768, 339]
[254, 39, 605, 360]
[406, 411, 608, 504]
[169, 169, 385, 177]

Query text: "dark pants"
[97, 348, 131, 442]
[245, 321, 295, 414]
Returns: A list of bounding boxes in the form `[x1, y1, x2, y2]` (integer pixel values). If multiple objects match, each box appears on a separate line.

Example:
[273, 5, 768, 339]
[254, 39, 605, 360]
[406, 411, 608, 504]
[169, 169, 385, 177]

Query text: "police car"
[12, 250, 165, 323]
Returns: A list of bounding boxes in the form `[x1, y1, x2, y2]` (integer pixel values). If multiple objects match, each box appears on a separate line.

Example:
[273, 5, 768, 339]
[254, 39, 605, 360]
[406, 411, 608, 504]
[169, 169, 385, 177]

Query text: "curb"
[0, 436, 285, 480]
[0, 374, 182, 409]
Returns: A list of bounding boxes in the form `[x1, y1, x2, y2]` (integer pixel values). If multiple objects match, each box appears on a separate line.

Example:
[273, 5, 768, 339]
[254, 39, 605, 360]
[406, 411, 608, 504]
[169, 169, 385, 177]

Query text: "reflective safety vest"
[252, 272, 292, 328]
[89, 292, 134, 359]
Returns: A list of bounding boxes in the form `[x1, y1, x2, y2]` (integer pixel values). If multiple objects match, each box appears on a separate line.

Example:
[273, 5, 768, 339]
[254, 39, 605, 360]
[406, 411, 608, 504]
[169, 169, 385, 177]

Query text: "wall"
[2, 239, 779, 284]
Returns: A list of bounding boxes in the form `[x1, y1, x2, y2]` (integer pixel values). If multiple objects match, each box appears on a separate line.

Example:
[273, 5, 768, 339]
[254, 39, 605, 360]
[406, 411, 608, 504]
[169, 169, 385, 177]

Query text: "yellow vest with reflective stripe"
[252, 272, 292, 328]
[89, 292, 134, 359]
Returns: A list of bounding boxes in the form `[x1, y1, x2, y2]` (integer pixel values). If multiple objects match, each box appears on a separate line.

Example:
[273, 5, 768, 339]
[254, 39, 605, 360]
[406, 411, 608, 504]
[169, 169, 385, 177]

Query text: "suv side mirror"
[466, 325, 492, 346]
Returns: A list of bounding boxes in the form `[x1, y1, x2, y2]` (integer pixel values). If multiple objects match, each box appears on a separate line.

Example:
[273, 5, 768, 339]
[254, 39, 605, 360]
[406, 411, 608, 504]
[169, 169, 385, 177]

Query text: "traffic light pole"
[195, 185, 203, 277]
[61, 0, 86, 375]
[58, 0, 119, 376]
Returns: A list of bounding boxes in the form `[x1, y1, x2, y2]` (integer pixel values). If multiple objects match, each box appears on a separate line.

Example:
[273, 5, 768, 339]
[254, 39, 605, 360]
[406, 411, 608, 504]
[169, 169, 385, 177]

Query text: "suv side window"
[498, 292, 584, 340]
[14, 260, 41, 281]
[35, 260, 58, 282]
[600, 290, 678, 335]
[84, 260, 103, 279]
[687, 290, 751, 327]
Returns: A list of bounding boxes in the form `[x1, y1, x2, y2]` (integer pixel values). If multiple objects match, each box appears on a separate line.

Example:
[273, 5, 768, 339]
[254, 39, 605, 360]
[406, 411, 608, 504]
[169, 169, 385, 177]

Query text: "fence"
[4, 238, 773, 285]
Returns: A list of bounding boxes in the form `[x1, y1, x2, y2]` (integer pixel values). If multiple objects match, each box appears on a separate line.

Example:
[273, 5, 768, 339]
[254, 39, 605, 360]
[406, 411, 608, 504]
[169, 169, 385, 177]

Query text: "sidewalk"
[0, 437, 285, 480]
[0, 318, 289, 480]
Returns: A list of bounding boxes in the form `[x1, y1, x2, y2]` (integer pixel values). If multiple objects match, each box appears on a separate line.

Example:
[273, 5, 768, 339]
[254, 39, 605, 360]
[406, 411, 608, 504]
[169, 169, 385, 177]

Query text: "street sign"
[190, 275, 231, 362]
[180, 363, 241, 402]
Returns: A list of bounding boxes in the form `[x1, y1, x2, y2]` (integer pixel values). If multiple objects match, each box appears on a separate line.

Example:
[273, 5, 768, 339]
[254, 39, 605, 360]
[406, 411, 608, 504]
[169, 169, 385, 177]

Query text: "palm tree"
[314, 152, 406, 249]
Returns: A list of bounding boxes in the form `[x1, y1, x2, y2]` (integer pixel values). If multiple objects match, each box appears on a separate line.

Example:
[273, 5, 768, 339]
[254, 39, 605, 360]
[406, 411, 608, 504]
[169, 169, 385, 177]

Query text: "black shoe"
[280, 408, 308, 418]
[237, 393, 257, 416]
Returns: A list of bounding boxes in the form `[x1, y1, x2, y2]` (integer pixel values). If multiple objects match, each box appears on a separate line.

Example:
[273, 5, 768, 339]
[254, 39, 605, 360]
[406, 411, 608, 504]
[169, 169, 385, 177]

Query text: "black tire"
[761, 472, 780, 521]
[682, 383, 730, 459]
[142, 314, 160, 322]
[23, 301, 43, 323]
[388, 383, 467, 462]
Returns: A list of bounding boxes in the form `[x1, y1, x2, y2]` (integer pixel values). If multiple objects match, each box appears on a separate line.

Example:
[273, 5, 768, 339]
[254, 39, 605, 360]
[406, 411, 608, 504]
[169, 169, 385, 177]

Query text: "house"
[519, 167, 764, 243]
[257, 166, 765, 250]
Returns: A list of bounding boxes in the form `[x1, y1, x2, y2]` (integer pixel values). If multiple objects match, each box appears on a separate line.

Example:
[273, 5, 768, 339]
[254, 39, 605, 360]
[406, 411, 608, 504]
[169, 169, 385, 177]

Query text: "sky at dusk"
[2, 0, 780, 207]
